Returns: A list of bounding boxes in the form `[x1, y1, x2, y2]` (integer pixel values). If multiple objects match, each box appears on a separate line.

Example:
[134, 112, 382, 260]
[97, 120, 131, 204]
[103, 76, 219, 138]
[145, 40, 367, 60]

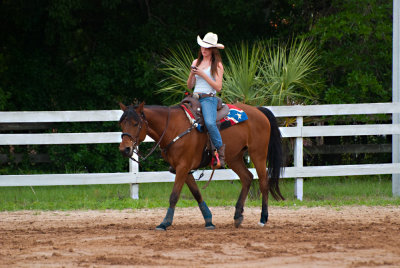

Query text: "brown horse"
[118, 102, 284, 230]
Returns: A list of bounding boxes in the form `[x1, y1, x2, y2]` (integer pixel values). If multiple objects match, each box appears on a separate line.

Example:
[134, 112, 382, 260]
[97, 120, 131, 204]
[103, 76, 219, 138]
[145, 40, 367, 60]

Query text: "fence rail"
[1, 102, 399, 200]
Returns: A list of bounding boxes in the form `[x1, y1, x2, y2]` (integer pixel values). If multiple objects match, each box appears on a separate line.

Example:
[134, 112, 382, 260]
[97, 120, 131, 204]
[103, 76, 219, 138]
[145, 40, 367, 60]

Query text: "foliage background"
[0, 0, 393, 174]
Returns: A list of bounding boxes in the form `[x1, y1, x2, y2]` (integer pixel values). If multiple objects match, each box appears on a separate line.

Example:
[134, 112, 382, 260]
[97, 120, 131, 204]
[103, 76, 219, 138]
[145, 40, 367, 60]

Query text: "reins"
[202, 169, 216, 189]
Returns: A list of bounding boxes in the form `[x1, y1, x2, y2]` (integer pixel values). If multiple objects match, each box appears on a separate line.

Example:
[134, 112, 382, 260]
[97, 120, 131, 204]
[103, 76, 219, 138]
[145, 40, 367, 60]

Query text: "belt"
[193, 93, 215, 99]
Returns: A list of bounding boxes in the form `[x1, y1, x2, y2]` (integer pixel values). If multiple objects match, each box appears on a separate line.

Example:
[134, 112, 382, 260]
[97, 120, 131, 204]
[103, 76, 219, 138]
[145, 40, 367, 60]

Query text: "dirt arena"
[1, 206, 400, 267]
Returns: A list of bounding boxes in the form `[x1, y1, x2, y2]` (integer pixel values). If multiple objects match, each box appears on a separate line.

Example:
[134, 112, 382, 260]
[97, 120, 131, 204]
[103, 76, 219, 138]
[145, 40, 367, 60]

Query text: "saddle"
[180, 94, 229, 128]
[174, 94, 228, 173]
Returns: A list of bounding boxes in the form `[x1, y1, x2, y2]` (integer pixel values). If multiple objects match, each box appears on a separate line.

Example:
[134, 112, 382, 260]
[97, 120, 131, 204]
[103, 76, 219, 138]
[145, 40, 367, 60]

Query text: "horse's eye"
[134, 123, 139, 127]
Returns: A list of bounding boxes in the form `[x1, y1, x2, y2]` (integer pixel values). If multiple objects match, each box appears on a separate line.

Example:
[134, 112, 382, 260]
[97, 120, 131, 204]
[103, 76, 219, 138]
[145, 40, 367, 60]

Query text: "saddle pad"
[220, 104, 249, 130]
[180, 104, 248, 132]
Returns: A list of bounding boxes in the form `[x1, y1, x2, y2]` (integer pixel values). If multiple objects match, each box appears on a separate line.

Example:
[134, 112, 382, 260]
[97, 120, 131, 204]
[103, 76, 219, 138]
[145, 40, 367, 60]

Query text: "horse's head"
[118, 102, 147, 158]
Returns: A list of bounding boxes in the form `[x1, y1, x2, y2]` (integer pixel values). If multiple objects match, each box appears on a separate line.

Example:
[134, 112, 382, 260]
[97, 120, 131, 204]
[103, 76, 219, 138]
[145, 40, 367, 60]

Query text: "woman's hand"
[191, 66, 205, 78]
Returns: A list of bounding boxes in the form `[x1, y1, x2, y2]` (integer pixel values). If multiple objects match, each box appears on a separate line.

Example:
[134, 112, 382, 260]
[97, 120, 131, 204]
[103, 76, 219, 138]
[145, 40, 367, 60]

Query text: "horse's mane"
[119, 104, 180, 123]
[146, 105, 180, 110]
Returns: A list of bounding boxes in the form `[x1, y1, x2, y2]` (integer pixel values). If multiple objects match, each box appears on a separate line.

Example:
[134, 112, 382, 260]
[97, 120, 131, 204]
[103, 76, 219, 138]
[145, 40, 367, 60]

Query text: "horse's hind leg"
[252, 157, 269, 227]
[185, 174, 215, 229]
[227, 153, 253, 228]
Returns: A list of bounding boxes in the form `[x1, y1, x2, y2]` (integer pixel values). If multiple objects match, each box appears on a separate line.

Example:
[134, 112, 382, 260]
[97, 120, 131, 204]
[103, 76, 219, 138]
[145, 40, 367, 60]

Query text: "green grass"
[0, 176, 399, 211]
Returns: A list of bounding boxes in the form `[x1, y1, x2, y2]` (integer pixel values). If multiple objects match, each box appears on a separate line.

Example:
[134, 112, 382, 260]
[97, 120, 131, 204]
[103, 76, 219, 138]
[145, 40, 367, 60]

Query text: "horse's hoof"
[155, 223, 168, 231]
[205, 222, 215, 230]
[258, 222, 265, 227]
[234, 216, 243, 228]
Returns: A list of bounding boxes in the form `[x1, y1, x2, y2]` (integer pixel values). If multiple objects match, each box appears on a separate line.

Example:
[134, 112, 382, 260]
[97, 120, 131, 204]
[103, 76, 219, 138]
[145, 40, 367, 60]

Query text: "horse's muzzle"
[119, 146, 133, 158]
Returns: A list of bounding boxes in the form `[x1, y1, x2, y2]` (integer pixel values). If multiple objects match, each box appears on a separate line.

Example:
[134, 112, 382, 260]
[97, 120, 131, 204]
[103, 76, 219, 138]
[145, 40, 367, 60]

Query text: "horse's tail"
[257, 106, 285, 201]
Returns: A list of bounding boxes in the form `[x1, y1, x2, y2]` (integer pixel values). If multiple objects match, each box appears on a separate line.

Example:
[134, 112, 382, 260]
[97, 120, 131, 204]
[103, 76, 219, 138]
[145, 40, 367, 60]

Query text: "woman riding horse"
[187, 32, 226, 168]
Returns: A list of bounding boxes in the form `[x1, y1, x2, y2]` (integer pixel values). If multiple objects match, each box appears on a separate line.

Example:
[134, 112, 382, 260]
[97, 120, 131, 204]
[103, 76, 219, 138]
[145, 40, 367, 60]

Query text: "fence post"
[129, 149, 139, 199]
[294, 116, 304, 201]
[393, 0, 400, 197]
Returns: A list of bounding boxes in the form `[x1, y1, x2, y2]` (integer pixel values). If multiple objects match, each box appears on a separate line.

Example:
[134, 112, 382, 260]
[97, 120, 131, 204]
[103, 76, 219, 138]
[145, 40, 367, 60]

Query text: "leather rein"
[121, 108, 171, 165]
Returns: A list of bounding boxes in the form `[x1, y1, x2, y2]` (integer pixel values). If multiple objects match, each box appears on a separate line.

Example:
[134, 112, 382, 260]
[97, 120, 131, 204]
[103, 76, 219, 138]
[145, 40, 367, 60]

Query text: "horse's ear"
[119, 103, 127, 111]
[137, 101, 145, 113]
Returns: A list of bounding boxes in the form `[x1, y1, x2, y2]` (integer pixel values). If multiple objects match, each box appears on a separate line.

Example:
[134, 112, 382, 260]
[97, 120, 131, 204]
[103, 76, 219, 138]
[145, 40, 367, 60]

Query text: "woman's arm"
[187, 59, 197, 89]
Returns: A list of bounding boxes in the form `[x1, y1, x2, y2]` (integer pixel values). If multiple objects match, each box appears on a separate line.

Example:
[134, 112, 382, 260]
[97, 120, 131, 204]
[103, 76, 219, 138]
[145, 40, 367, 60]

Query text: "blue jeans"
[199, 97, 223, 149]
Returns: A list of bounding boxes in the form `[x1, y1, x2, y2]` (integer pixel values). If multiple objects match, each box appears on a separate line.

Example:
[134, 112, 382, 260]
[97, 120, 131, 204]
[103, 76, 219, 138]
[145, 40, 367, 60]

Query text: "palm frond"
[222, 42, 266, 105]
[260, 38, 320, 106]
[157, 43, 195, 104]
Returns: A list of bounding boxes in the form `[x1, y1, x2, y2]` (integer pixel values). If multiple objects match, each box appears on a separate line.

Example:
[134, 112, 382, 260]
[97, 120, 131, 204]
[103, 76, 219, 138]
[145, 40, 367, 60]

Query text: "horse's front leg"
[186, 174, 215, 229]
[155, 167, 188, 231]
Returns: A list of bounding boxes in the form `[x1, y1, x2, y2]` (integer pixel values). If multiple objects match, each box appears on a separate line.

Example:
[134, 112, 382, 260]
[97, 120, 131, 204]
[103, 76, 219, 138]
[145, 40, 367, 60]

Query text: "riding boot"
[217, 144, 226, 168]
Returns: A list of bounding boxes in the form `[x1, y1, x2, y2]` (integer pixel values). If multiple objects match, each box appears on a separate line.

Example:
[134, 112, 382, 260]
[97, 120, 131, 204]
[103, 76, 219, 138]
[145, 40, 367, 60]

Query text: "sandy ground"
[1, 206, 400, 267]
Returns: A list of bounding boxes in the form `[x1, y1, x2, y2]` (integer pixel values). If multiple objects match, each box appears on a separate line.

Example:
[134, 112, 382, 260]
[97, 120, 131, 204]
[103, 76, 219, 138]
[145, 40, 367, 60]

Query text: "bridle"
[121, 114, 144, 149]
[121, 108, 170, 164]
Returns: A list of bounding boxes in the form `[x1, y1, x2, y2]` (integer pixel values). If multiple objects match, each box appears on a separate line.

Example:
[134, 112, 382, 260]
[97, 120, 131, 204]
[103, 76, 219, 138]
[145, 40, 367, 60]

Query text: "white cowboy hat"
[197, 32, 225, 49]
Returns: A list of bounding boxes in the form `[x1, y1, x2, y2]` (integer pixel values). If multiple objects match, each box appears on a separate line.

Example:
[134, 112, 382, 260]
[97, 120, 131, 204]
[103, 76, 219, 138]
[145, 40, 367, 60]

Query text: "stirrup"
[212, 151, 221, 169]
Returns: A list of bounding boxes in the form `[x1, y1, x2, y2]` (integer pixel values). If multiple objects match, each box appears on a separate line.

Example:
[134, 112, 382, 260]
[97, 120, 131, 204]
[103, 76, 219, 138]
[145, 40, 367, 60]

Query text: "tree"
[302, 0, 392, 104]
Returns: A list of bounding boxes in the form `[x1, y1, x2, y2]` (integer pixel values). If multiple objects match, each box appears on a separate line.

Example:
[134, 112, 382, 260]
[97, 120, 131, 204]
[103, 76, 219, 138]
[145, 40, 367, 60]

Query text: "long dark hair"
[195, 47, 222, 78]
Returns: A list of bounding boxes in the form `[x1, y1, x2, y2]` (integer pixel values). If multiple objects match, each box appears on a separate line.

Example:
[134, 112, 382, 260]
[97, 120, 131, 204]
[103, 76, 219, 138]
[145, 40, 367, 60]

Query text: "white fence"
[1, 102, 400, 200]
